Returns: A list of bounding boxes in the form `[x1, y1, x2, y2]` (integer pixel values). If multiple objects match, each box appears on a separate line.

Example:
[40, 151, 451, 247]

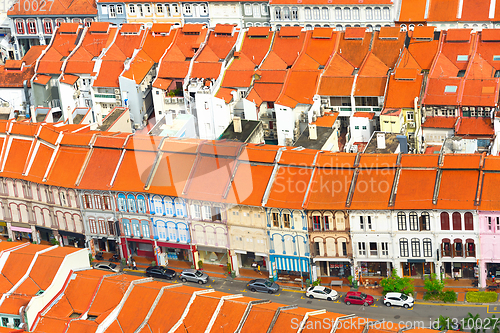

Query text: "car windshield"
[401, 294, 408, 301]
[195, 271, 204, 277]
[324, 288, 332, 294]
[360, 293, 367, 299]
[264, 281, 274, 287]
[109, 263, 116, 269]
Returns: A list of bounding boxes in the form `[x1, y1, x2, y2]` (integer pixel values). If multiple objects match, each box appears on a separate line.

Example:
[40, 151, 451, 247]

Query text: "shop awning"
[407, 259, 426, 263]
[157, 241, 191, 250]
[197, 245, 227, 253]
[11, 226, 32, 233]
[234, 250, 247, 254]
[272, 255, 309, 273]
[313, 258, 350, 262]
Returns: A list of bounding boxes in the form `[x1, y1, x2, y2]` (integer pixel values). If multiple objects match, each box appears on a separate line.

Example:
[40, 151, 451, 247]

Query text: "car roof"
[312, 286, 326, 290]
[182, 269, 196, 273]
[252, 279, 268, 283]
[385, 292, 401, 297]
[346, 291, 361, 296]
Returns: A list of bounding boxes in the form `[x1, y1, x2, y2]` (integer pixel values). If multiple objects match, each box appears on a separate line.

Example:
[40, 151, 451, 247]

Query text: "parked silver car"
[179, 269, 209, 284]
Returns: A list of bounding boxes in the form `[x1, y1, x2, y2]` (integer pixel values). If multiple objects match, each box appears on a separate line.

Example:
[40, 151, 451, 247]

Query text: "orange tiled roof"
[398, 0, 427, 22]
[455, 117, 494, 137]
[436, 169, 479, 209]
[8, 0, 96, 16]
[421, 117, 458, 128]
[427, 0, 460, 22]
[266, 166, 312, 209]
[304, 167, 353, 210]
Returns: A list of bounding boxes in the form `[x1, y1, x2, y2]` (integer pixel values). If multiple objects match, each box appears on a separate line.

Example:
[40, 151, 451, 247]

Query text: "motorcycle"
[95, 252, 104, 261]
[110, 254, 120, 262]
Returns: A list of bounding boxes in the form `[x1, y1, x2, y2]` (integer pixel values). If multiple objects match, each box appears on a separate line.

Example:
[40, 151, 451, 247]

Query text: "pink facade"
[479, 211, 500, 287]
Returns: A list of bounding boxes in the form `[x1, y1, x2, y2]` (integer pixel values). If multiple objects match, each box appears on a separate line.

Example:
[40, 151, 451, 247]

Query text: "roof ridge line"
[234, 299, 271, 333]
[167, 289, 215, 333]
[266, 304, 297, 333]
[204, 294, 243, 333]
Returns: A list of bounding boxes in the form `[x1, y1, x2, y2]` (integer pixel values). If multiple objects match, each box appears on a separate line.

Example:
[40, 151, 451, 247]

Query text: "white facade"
[209, 2, 242, 27]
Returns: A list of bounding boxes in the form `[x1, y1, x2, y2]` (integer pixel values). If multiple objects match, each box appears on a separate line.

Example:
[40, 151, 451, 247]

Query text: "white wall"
[25, 248, 91, 329]
[0, 87, 25, 111]
[59, 82, 77, 121]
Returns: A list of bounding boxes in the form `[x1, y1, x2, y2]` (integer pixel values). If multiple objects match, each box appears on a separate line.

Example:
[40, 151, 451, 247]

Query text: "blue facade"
[148, 194, 189, 244]
[97, 2, 127, 25]
[269, 255, 309, 275]
[117, 192, 147, 214]
[181, 2, 210, 24]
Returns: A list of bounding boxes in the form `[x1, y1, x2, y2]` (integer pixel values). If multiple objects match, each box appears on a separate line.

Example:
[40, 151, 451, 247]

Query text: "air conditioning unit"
[485, 107, 491, 111]
[462, 107, 469, 111]
[285, 138, 293, 146]
[177, 97, 184, 104]
[262, 123, 269, 129]
[264, 130, 270, 136]
[330, 106, 340, 112]
[407, 121, 415, 128]
[312, 115, 317, 122]
[115, 94, 121, 101]
[165, 97, 172, 103]
[133, 123, 140, 129]
[73, 91, 80, 99]
[470, 107, 476, 111]
[114, 89, 120, 94]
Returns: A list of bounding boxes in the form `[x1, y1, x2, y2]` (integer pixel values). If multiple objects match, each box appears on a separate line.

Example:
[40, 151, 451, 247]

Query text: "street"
[124, 270, 496, 330]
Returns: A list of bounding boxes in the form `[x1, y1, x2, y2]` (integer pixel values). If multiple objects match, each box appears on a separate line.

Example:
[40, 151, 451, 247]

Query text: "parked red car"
[344, 291, 374, 306]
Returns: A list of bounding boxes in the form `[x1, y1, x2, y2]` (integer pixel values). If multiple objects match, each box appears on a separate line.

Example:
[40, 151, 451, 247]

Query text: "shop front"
[36, 226, 55, 243]
[269, 254, 310, 281]
[443, 262, 477, 279]
[234, 250, 268, 270]
[59, 230, 86, 248]
[359, 261, 392, 278]
[196, 246, 229, 266]
[401, 260, 434, 278]
[157, 241, 193, 265]
[0, 221, 8, 238]
[122, 238, 155, 259]
[314, 259, 351, 278]
[11, 223, 33, 242]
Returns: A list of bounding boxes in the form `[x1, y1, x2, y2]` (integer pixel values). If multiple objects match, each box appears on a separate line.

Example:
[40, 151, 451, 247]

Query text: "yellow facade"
[125, 2, 182, 24]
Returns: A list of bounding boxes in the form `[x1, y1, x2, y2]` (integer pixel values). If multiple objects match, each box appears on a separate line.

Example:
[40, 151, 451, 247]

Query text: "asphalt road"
[124, 270, 497, 331]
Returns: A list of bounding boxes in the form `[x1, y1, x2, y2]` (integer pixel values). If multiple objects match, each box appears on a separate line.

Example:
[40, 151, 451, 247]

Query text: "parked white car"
[305, 286, 338, 301]
[383, 292, 414, 308]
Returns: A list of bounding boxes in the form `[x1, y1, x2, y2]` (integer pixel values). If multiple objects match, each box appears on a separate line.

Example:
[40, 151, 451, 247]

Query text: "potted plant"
[348, 275, 354, 286]
[198, 260, 203, 270]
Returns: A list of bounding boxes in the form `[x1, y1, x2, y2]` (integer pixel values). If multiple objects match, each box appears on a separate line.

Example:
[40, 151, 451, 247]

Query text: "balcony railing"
[94, 93, 116, 99]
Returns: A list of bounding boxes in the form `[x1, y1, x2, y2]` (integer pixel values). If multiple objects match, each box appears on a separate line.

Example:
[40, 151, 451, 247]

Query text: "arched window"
[375, 24, 381, 31]
[466, 239, 475, 257]
[127, 194, 136, 213]
[400, 24, 407, 31]
[409, 212, 418, 230]
[374, 7, 381, 20]
[365, 7, 372, 20]
[352, 7, 359, 20]
[343, 7, 350, 20]
[441, 212, 450, 230]
[409, 24, 415, 31]
[420, 212, 430, 231]
[137, 195, 146, 214]
[382, 7, 390, 20]
[313, 7, 320, 20]
[411, 238, 420, 257]
[454, 238, 463, 257]
[452, 212, 462, 230]
[336, 24, 343, 31]
[305, 7, 311, 20]
[283, 7, 290, 20]
[397, 212, 406, 230]
[274, 7, 281, 20]
[442, 238, 451, 257]
[366, 24, 373, 32]
[464, 212, 473, 230]
[321, 7, 329, 20]
[423, 238, 432, 257]
[335, 7, 342, 20]
[400, 238, 409, 257]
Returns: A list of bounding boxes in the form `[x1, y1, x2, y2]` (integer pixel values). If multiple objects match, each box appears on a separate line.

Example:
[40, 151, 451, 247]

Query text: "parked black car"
[246, 279, 280, 294]
[146, 266, 176, 280]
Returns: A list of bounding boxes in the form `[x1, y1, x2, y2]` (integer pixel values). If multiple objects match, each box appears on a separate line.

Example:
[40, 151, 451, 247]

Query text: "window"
[381, 242, 388, 256]
[313, 7, 320, 20]
[109, 5, 116, 17]
[56, 18, 65, 27]
[145, 4, 151, 14]
[283, 213, 290, 228]
[454, 240, 463, 257]
[98, 220, 106, 234]
[272, 212, 280, 227]
[89, 219, 97, 234]
[313, 215, 321, 230]
[2, 318, 8, 327]
[420, 212, 430, 231]
[72, 18, 81, 23]
[103, 196, 111, 210]
[137, 197, 146, 213]
[283, 7, 290, 19]
[342, 242, 347, 256]
[94, 195, 102, 210]
[117, 5, 123, 14]
[411, 238, 421, 257]
[358, 242, 366, 256]
[84, 194, 92, 209]
[400, 238, 409, 257]
[84, 18, 92, 27]
[117, 197, 126, 211]
[201, 206, 211, 220]
[422, 238, 432, 257]
[497, 217, 500, 231]
[343, 7, 350, 20]
[129, 4, 135, 13]
[440, 212, 450, 230]
[172, 4, 179, 14]
[369, 242, 377, 256]
[305, 7, 311, 20]
[466, 240, 475, 257]
[43, 19, 53, 34]
[14, 319, 20, 328]
[211, 207, 221, 221]
[464, 212, 473, 230]
[275, 7, 281, 20]
[362, 126, 367, 130]
[142, 223, 150, 238]
[452, 212, 461, 230]
[335, 7, 341, 20]
[374, 7, 381, 20]
[108, 221, 115, 235]
[200, 4, 207, 14]
[359, 216, 372, 230]
[102, 4, 108, 14]
[321, 7, 328, 20]
[382, 7, 390, 20]
[184, 4, 191, 14]
[27, 19, 37, 34]
[128, 197, 136, 212]
[494, 55, 500, 61]
[191, 204, 200, 219]
[407, 111, 414, 121]
[353, 7, 360, 20]
[397, 212, 406, 230]
[355, 126, 359, 129]
[323, 216, 329, 230]
[442, 239, 451, 256]
[291, 7, 298, 20]
[366, 7, 372, 20]
[123, 221, 131, 237]
[409, 212, 418, 230]
[488, 216, 493, 230]
[244, 3, 251, 15]
[444, 85, 458, 93]
[457, 55, 468, 61]
[15, 19, 25, 34]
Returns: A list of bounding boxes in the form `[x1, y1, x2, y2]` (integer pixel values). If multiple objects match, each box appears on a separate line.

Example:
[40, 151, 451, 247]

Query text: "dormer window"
[457, 55, 468, 61]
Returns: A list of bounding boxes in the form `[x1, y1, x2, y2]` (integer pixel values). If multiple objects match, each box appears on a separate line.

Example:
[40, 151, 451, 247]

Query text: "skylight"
[456, 55, 468, 61]
[444, 85, 458, 93]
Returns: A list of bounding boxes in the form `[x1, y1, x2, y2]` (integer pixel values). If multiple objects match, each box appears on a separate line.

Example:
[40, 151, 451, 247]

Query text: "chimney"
[309, 124, 317, 140]
[396, 135, 408, 153]
[376, 133, 386, 149]
[233, 116, 242, 133]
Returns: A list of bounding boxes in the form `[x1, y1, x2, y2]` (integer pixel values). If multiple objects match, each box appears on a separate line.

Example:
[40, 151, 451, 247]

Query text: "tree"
[380, 269, 414, 295]
[424, 273, 445, 295]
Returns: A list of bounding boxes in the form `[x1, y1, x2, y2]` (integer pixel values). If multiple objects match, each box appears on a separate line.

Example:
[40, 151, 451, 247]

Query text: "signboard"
[354, 265, 360, 281]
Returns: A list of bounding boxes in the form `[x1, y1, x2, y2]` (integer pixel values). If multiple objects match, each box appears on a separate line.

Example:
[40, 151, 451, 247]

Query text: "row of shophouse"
[1, 119, 500, 288]
[4, 22, 500, 157]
